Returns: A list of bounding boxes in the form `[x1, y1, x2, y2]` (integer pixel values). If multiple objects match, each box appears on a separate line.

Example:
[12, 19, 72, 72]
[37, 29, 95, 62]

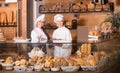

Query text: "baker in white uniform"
[31, 14, 48, 43]
[52, 14, 72, 57]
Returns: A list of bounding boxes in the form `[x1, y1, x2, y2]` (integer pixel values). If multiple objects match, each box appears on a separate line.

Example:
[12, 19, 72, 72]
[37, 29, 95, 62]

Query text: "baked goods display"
[39, 1, 112, 13]
[0, 42, 119, 72]
[76, 44, 98, 66]
[88, 26, 101, 42]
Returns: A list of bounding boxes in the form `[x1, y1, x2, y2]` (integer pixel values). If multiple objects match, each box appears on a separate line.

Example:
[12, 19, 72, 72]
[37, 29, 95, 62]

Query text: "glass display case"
[0, 40, 120, 73]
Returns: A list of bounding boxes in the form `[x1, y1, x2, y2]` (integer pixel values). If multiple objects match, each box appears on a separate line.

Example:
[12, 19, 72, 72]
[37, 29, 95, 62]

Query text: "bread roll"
[7, 11, 13, 24]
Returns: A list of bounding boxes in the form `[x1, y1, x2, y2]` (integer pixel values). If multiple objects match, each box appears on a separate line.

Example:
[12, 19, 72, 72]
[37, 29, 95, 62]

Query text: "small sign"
[5, 0, 17, 3]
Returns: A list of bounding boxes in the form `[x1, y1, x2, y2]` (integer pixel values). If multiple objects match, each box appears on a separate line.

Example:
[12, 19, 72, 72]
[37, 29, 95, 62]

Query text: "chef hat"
[54, 14, 64, 23]
[34, 14, 45, 25]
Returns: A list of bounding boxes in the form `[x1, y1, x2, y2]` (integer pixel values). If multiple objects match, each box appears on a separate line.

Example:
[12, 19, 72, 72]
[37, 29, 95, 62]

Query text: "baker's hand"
[38, 35, 42, 40]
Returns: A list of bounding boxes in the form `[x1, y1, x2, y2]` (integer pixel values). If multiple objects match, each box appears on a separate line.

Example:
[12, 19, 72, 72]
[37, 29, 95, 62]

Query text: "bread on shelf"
[80, 4, 87, 12]
[88, 2, 95, 11]
[102, 4, 109, 11]
[95, 4, 102, 11]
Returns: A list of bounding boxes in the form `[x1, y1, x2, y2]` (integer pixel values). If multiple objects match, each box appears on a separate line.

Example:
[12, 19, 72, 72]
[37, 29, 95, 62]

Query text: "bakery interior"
[0, 0, 120, 73]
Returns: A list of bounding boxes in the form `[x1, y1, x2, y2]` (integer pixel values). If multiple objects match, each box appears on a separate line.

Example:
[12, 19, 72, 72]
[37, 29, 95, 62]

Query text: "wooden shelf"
[0, 25, 17, 27]
[39, 10, 112, 14]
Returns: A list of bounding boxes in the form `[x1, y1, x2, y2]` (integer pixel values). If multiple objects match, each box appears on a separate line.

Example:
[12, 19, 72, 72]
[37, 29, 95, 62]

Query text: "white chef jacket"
[31, 28, 48, 43]
[52, 26, 72, 57]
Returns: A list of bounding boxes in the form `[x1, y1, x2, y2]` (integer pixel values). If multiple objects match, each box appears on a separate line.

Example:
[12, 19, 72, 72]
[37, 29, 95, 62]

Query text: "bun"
[95, 4, 102, 11]
[88, 2, 95, 11]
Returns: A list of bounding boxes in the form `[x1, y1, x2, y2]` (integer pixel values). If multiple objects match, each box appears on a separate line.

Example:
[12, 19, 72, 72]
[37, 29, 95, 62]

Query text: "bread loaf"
[0, 12, 7, 25]
[7, 11, 13, 25]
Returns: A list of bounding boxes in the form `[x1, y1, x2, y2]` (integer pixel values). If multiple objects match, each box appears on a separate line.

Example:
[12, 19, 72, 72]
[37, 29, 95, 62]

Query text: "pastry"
[88, 2, 95, 11]
[72, 3, 81, 12]
[95, 4, 102, 11]
[0, 12, 7, 25]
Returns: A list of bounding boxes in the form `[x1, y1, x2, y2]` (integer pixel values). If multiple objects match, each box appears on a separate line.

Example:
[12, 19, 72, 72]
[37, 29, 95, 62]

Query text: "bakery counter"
[0, 39, 120, 73]
[0, 59, 120, 73]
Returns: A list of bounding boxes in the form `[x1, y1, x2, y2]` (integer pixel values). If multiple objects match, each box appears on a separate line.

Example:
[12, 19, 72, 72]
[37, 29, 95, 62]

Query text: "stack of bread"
[0, 11, 16, 25]
[76, 44, 98, 66]
[0, 12, 7, 25]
